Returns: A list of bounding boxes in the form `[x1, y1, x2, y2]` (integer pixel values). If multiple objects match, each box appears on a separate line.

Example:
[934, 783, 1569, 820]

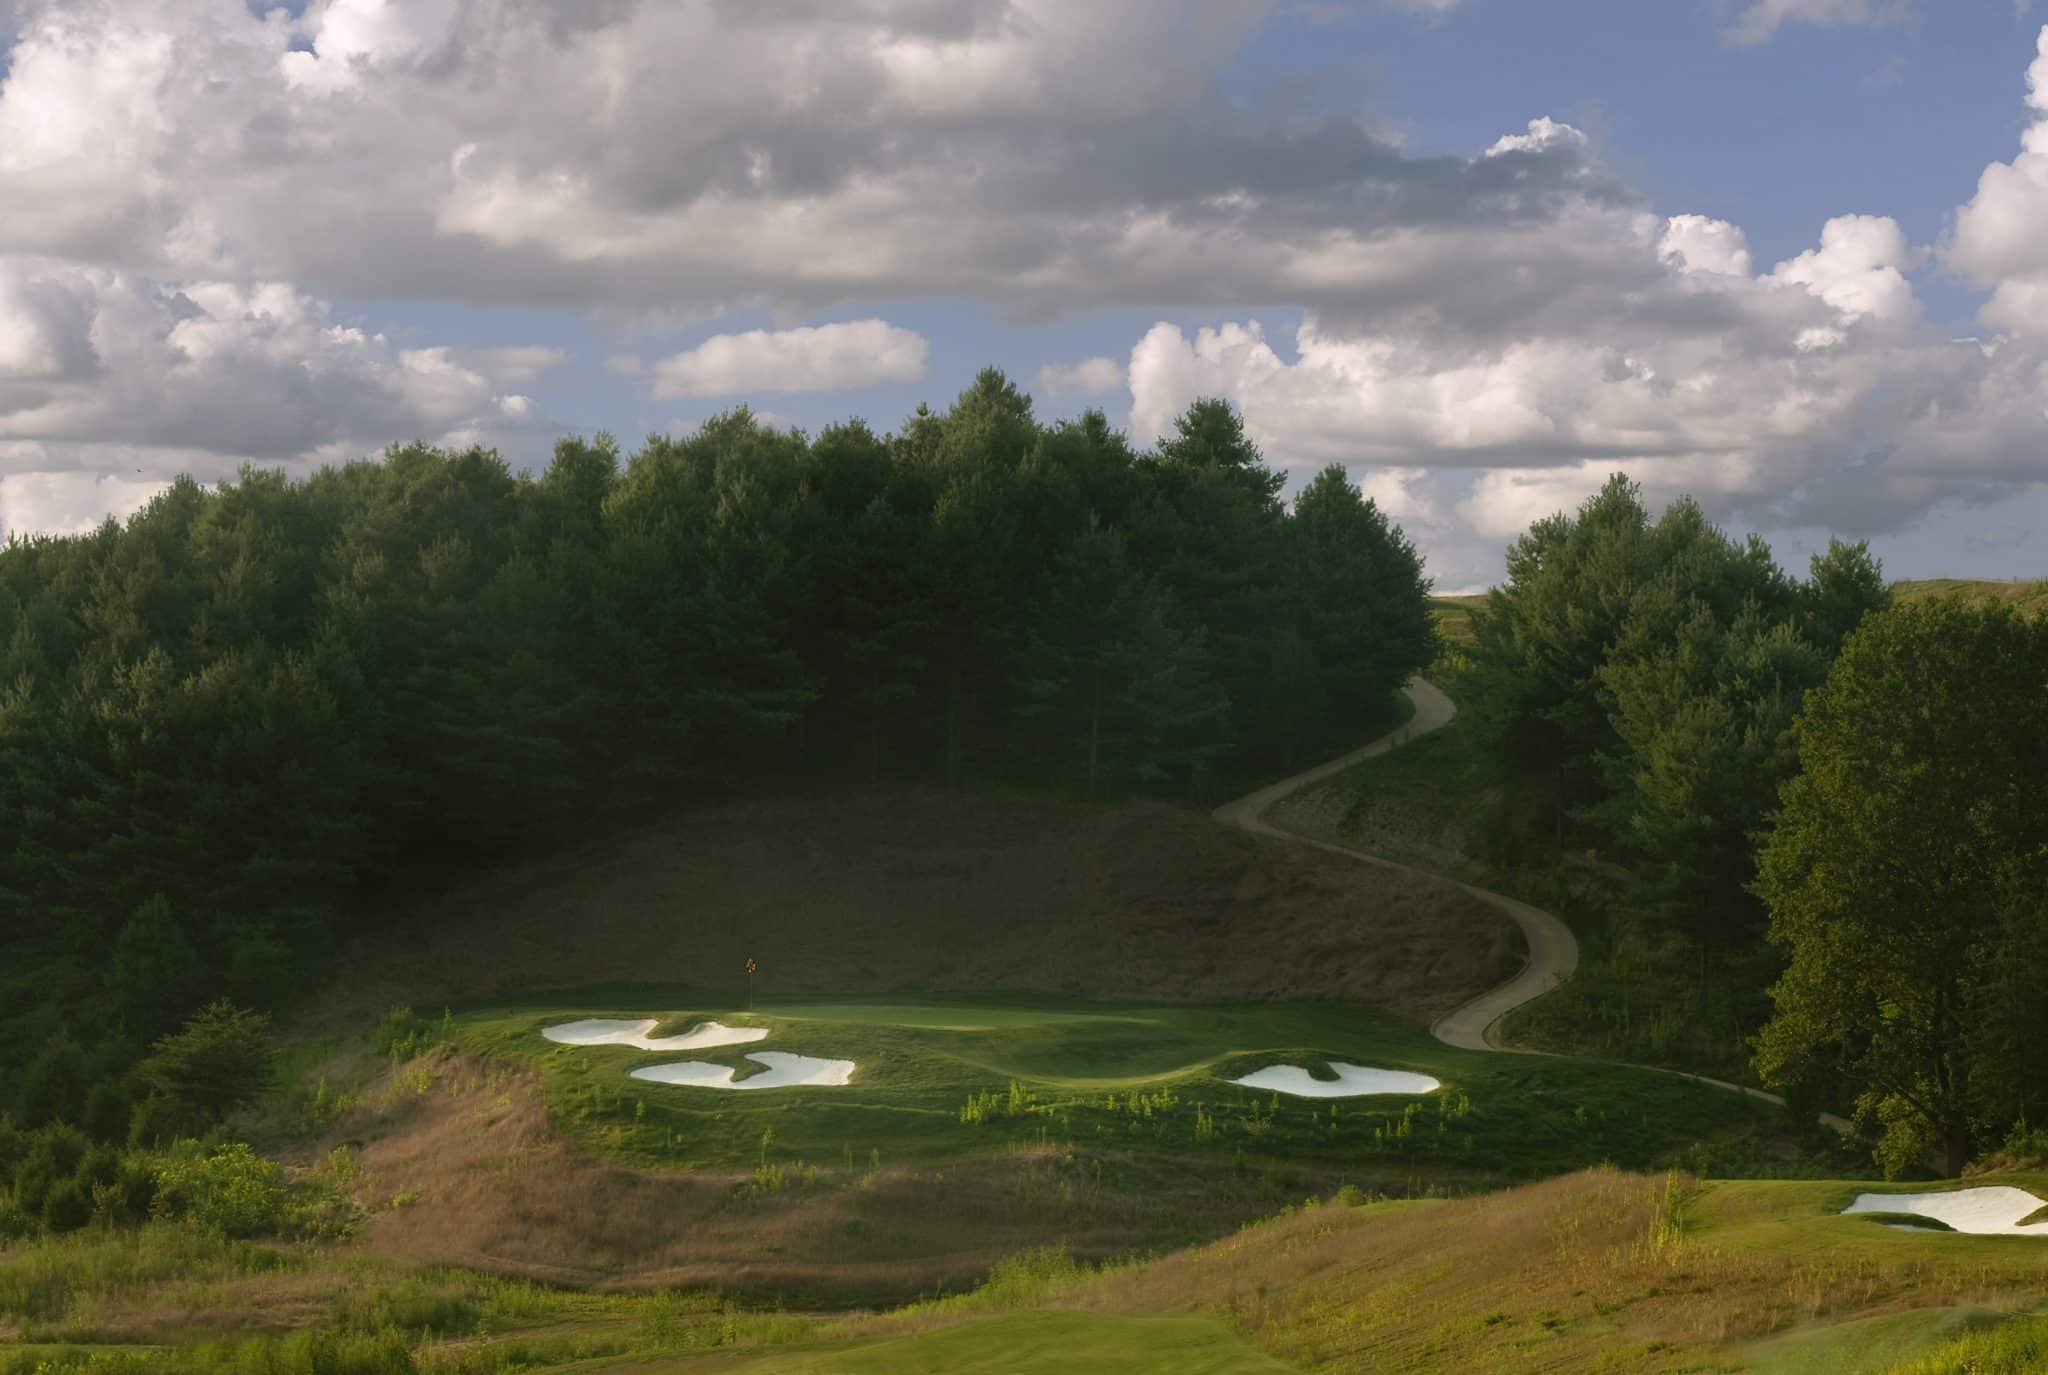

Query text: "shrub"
[100, 1161, 159, 1226]
[334, 1275, 479, 1338]
[106, 894, 206, 1034]
[0, 1115, 25, 1179]
[206, 1327, 418, 1375]
[40, 1178, 92, 1233]
[11, 1124, 89, 1216]
[129, 1092, 205, 1149]
[12, 1035, 87, 1130]
[135, 1000, 276, 1124]
[374, 1007, 445, 1062]
[153, 1141, 292, 1238]
[81, 1081, 134, 1144]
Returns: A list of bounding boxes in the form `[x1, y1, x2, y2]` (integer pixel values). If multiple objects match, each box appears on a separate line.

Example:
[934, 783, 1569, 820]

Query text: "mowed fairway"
[452, 994, 1819, 1182]
[704, 1310, 1298, 1374]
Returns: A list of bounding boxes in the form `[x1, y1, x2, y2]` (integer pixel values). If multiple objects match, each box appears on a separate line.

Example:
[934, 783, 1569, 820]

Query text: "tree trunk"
[1944, 1120, 1971, 1178]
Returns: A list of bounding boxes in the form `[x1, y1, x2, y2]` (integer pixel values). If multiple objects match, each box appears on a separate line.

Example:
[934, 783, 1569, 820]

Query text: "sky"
[1, 1, 2046, 591]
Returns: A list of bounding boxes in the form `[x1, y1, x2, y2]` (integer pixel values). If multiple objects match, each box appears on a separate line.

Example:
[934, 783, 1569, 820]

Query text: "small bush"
[375, 1007, 446, 1062]
[39, 1177, 92, 1233]
[129, 1092, 204, 1149]
[335, 1275, 479, 1339]
[135, 1000, 276, 1125]
[80, 1081, 133, 1144]
[202, 1326, 418, 1375]
[0, 1196, 34, 1242]
[153, 1141, 292, 1238]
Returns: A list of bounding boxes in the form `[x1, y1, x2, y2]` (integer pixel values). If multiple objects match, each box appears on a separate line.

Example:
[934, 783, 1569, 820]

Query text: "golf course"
[10, 686, 2043, 1374]
[4, 400, 2046, 1374]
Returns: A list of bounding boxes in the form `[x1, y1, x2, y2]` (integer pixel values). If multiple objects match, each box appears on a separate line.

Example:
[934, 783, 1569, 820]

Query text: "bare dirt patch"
[321, 790, 1519, 1027]
[336, 1055, 1280, 1303]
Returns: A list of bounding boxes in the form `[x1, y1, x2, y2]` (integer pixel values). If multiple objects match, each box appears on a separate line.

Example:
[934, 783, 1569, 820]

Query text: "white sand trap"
[541, 1018, 769, 1052]
[630, 1052, 856, 1090]
[1842, 1186, 2048, 1236]
[1231, 1062, 1441, 1098]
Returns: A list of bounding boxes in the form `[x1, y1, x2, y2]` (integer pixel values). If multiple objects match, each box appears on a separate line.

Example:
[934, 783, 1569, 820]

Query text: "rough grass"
[13, 1169, 2048, 1372]
[1890, 578, 2047, 616]
[709, 1309, 1297, 1373]
[1428, 594, 1488, 649]
[264, 993, 1846, 1303]
[309, 784, 1518, 1038]
[1053, 1169, 2048, 1374]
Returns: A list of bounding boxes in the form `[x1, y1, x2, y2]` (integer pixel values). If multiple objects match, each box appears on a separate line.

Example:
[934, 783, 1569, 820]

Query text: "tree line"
[0, 371, 1437, 1138]
[1462, 475, 2048, 1175]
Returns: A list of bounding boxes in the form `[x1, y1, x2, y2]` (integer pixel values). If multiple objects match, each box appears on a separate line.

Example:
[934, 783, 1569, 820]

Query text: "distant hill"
[1428, 594, 1489, 648]
[1429, 582, 2046, 648]
[1891, 578, 2048, 615]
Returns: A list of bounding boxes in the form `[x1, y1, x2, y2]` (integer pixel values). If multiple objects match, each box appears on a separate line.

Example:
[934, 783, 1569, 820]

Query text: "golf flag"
[745, 958, 758, 974]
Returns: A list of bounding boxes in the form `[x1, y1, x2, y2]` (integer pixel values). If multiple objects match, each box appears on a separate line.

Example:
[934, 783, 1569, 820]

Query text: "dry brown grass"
[317, 789, 1518, 1029]
[331, 1054, 1282, 1304]
[1042, 1168, 2048, 1374]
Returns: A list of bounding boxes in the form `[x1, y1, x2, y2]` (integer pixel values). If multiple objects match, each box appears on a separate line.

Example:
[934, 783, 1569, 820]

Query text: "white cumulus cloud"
[1948, 26, 2048, 334]
[650, 320, 930, 399]
[1034, 357, 1127, 397]
[1724, 0, 1913, 46]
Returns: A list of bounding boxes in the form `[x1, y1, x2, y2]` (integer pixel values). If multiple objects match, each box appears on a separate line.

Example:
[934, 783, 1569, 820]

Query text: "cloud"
[1947, 26, 2048, 334]
[0, 0, 1628, 321]
[649, 320, 930, 399]
[0, 468, 167, 540]
[1767, 214, 1919, 323]
[1120, 175, 2048, 586]
[0, 258, 570, 534]
[1034, 356, 1126, 397]
[1658, 215, 1754, 277]
[1724, 0, 1913, 46]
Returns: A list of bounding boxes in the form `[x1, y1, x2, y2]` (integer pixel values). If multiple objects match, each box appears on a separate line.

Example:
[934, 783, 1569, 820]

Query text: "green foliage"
[0, 390, 1440, 1095]
[1875, 1315, 2048, 1375]
[12, 1036, 87, 1131]
[373, 1006, 448, 1062]
[134, 1000, 275, 1125]
[105, 895, 205, 1035]
[1754, 598, 2048, 1175]
[152, 1141, 293, 1238]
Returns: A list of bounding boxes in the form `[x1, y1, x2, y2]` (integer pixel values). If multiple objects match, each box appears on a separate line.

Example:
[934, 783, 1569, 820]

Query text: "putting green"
[455, 993, 1816, 1181]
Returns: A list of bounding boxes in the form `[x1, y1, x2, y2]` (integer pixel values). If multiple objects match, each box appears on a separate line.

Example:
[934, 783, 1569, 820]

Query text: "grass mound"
[313, 786, 1519, 1035]
[294, 994, 1847, 1299]
[1851, 1211, 1958, 1232]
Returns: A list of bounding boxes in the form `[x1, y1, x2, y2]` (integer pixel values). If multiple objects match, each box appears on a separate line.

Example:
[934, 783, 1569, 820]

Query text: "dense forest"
[0, 371, 1437, 1167]
[1461, 476, 2048, 1175]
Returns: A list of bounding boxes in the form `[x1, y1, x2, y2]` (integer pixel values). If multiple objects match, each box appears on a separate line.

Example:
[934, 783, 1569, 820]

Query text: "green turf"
[1741, 1307, 2037, 1375]
[451, 993, 1830, 1184]
[708, 1310, 1296, 1374]
[1690, 1175, 2048, 1261]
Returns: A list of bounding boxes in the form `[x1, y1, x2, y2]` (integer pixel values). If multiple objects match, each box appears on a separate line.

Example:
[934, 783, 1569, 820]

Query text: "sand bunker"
[630, 1052, 856, 1090]
[1231, 1062, 1441, 1098]
[541, 1018, 768, 1052]
[1842, 1187, 2048, 1236]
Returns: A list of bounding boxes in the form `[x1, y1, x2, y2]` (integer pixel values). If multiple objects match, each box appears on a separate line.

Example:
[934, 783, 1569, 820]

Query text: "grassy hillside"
[271, 995, 1833, 1302]
[1427, 593, 1488, 650]
[1891, 578, 2046, 615]
[11, 1167, 2047, 1372]
[314, 780, 1515, 1033]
